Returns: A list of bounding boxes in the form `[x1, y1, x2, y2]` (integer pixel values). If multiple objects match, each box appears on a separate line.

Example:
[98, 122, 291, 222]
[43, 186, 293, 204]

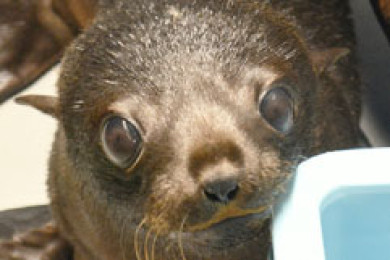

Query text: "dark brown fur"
[0, 0, 96, 103]
[2, 1, 363, 260]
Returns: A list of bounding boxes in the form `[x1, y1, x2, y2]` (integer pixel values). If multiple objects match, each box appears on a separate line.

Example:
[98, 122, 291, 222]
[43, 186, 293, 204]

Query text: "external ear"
[310, 47, 350, 75]
[15, 95, 59, 118]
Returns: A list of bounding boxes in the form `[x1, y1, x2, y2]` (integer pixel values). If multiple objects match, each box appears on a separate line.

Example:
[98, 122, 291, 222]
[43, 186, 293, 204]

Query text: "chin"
[131, 211, 272, 260]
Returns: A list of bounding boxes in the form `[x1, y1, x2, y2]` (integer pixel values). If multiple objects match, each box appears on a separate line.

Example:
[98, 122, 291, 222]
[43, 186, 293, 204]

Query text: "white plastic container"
[272, 148, 390, 260]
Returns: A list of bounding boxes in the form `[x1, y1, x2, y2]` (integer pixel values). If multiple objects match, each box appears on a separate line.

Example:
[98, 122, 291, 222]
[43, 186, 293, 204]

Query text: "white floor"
[0, 66, 59, 210]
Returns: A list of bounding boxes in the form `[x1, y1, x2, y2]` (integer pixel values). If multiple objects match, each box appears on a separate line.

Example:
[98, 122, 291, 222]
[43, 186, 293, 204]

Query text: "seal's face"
[55, 2, 316, 260]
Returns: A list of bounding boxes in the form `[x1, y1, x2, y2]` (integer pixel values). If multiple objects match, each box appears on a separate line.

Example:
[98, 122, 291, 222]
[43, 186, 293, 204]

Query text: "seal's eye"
[259, 87, 294, 133]
[101, 116, 142, 168]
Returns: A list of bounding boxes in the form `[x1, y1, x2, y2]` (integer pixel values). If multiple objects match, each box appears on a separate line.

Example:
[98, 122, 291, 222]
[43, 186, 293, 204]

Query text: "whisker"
[135, 218, 147, 260]
[145, 207, 169, 260]
[178, 215, 188, 260]
[144, 225, 154, 260]
[151, 228, 161, 260]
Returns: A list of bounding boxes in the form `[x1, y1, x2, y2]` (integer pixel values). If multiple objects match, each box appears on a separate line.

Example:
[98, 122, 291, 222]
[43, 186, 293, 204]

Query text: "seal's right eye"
[101, 116, 142, 168]
[259, 86, 294, 133]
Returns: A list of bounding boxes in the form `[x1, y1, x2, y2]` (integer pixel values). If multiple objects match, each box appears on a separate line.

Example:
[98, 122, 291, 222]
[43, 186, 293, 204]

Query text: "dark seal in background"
[0, 206, 50, 240]
[353, 0, 390, 146]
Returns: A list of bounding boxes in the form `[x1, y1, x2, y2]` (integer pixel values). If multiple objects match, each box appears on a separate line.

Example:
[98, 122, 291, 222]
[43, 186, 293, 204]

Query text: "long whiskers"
[135, 218, 147, 260]
[144, 224, 154, 260]
[178, 215, 189, 260]
[151, 228, 161, 260]
[143, 209, 170, 260]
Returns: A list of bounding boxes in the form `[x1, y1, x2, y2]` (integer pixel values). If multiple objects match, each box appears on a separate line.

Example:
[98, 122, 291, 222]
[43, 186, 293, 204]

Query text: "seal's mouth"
[186, 204, 270, 232]
[167, 206, 272, 242]
[161, 207, 272, 260]
[133, 207, 272, 260]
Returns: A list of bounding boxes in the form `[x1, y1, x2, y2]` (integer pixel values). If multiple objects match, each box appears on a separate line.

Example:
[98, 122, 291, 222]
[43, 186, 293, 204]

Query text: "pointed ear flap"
[310, 47, 350, 75]
[15, 95, 59, 118]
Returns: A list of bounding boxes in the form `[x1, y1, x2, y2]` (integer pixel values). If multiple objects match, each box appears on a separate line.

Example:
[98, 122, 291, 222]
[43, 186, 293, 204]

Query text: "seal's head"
[16, 1, 357, 260]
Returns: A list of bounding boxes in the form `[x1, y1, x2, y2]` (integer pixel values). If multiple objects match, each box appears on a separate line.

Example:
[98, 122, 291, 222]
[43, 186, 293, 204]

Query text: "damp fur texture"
[43, 1, 362, 260]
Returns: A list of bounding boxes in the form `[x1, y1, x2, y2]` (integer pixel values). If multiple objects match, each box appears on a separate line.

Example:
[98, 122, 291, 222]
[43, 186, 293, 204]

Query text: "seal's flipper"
[0, 223, 73, 260]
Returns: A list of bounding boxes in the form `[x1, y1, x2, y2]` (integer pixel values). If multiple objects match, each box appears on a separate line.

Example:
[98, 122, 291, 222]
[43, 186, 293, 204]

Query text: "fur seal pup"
[1, 0, 363, 259]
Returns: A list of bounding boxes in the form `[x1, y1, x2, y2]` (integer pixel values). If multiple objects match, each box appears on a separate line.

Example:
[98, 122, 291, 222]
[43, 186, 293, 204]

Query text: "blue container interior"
[321, 186, 390, 260]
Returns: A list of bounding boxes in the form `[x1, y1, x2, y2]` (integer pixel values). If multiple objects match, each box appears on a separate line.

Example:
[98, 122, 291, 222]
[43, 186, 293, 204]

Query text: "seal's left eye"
[101, 116, 142, 168]
[259, 87, 294, 133]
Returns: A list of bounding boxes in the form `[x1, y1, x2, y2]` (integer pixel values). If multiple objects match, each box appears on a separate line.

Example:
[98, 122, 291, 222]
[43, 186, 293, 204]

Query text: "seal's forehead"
[59, 1, 306, 108]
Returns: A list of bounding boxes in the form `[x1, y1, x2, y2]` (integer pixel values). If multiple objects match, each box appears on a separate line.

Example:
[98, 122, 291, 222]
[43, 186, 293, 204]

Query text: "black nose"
[203, 179, 239, 204]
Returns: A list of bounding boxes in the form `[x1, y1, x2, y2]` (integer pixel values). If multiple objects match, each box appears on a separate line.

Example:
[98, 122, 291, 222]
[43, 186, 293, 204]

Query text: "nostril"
[203, 179, 240, 204]
[227, 185, 239, 201]
[204, 189, 221, 202]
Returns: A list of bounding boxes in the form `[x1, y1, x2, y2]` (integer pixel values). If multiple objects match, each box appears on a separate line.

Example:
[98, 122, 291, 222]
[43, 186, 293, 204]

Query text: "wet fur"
[6, 1, 362, 260]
